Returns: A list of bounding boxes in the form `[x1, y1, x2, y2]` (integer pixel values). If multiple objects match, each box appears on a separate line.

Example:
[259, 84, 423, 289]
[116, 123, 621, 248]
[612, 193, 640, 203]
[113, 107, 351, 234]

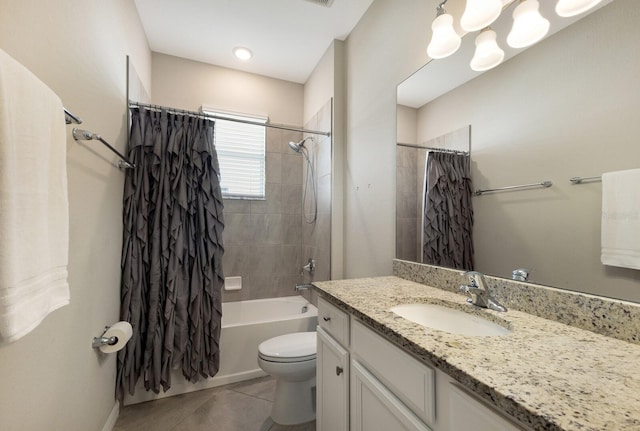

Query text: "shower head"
[288, 137, 313, 153]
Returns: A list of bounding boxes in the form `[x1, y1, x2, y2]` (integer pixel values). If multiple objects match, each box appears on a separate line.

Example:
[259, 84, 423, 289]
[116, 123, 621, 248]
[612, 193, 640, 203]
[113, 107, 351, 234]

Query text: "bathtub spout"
[295, 283, 313, 291]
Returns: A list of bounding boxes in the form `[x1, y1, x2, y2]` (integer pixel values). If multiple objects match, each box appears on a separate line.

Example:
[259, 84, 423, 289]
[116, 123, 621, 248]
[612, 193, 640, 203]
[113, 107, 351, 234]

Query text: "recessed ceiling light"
[233, 47, 253, 61]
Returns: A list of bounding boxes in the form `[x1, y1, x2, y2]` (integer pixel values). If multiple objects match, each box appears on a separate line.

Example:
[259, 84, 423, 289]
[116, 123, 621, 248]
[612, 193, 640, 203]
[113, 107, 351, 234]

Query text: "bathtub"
[124, 295, 317, 405]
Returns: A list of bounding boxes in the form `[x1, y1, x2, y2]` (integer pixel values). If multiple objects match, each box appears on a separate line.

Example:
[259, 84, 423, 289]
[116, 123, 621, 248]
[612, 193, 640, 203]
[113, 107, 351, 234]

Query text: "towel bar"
[72, 128, 135, 169]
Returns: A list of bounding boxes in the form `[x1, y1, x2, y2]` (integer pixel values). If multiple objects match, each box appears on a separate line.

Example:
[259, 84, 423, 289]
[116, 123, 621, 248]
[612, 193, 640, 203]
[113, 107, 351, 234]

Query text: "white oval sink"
[390, 303, 511, 337]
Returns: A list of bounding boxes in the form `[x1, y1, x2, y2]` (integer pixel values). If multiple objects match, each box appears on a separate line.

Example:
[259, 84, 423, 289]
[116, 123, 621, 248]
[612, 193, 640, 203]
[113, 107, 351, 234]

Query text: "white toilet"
[257, 331, 317, 425]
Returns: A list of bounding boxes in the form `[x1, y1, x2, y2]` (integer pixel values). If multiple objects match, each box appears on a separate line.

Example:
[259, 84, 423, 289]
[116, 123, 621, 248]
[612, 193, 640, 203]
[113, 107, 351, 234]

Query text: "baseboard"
[101, 401, 119, 431]
[123, 369, 268, 405]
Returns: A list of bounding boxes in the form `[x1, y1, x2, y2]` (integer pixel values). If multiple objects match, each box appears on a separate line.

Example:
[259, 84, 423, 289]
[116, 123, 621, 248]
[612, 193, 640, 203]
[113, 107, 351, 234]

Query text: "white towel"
[601, 168, 640, 270]
[0, 49, 69, 343]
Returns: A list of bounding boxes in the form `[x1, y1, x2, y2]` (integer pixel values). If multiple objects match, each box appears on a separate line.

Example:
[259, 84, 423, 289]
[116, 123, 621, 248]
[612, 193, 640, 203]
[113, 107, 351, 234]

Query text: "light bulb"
[470, 29, 505, 72]
[233, 47, 253, 61]
[461, 0, 503, 32]
[555, 0, 603, 17]
[507, 0, 550, 49]
[427, 13, 461, 59]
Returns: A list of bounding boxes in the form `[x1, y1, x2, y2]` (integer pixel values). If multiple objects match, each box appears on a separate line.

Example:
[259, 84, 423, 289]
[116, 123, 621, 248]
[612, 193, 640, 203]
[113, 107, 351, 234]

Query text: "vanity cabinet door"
[317, 326, 349, 431]
[448, 384, 526, 431]
[351, 360, 432, 431]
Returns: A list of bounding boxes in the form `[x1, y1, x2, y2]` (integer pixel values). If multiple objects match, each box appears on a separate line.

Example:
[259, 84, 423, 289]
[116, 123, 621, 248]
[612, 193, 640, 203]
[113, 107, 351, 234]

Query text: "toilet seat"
[258, 332, 316, 363]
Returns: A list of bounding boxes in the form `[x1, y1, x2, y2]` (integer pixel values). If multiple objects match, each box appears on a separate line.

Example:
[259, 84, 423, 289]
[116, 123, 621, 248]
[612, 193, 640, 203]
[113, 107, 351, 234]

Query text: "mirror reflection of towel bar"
[569, 176, 602, 184]
[474, 180, 552, 196]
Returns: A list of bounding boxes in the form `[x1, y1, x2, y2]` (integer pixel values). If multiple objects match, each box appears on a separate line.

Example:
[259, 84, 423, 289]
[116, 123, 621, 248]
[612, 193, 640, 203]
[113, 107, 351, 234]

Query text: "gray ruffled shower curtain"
[423, 151, 474, 270]
[116, 107, 225, 401]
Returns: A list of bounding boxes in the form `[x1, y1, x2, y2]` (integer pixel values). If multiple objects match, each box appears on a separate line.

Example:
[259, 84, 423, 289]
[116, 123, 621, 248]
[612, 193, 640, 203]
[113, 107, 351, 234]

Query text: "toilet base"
[271, 377, 316, 425]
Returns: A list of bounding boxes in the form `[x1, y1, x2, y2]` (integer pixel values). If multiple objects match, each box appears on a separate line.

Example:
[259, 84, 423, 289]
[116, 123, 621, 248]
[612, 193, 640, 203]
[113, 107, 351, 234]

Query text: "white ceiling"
[134, 0, 374, 84]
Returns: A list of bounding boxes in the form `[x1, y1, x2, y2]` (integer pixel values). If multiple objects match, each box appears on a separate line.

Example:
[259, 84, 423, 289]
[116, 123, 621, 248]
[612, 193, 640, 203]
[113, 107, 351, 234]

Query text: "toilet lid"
[258, 332, 316, 362]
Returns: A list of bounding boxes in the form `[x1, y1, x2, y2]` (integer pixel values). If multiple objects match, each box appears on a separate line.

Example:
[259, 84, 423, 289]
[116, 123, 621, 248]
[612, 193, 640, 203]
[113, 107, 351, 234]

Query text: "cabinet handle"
[336, 366, 343, 376]
[323, 316, 331, 322]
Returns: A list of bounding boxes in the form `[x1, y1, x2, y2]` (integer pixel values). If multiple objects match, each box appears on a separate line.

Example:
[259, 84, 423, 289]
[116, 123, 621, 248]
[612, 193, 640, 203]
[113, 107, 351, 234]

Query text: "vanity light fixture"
[426, 1, 461, 59]
[470, 28, 505, 72]
[555, 0, 603, 17]
[507, 0, 550, 48]
[233, 46, 253, 61]
[460, 0, 503, 32]
[426, 0, 603, 71]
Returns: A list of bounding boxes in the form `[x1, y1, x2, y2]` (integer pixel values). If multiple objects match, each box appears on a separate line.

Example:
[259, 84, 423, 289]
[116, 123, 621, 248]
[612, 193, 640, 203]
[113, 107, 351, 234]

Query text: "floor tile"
[170, 388, 272, 431]
[114, 387, 220, 431]
[228, 376, 276, 402]
[114, 377, 316, 431]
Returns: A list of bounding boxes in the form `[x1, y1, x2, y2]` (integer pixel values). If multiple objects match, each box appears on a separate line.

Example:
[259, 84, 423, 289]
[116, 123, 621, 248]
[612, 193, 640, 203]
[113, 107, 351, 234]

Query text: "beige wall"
[415, 0, 640, 301]
[0, 1, 151, 430]
[343, 0, 434, 278]
[151, 52, 303, 124]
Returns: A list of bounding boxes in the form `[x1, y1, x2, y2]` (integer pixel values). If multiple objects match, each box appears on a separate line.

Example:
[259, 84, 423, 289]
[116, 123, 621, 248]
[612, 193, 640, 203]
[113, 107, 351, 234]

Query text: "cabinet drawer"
[351, 319, 435, 426]
[318, 297, 349, 347]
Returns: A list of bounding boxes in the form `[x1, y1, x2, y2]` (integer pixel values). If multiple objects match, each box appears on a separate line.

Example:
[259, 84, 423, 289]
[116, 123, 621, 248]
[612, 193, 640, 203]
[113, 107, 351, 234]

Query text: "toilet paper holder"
[91, 326, 118, 349]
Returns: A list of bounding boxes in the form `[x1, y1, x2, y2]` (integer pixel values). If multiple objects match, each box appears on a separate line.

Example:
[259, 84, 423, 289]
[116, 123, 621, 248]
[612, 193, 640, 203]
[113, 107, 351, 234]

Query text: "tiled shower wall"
[396, 145, 418, 262]
[221, 99, 332, 302]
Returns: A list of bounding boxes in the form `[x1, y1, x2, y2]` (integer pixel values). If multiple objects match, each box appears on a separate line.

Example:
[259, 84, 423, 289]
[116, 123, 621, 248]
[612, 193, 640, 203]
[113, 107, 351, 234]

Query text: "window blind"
[206, 110, 267, 199]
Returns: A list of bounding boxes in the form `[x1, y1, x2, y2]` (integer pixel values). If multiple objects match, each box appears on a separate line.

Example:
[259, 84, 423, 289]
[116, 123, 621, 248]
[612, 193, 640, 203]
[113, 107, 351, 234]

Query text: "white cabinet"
[316, 298, 528, 431]
[351, 360, 432, 431]
[448, 383, 525, 431]
[317, 297, 350, 431]
[317, 326, 349, 431]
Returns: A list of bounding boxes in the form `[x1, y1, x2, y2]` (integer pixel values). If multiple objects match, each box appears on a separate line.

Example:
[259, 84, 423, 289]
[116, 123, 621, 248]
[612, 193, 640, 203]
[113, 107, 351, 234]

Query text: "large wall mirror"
[396, 0, 640, 303]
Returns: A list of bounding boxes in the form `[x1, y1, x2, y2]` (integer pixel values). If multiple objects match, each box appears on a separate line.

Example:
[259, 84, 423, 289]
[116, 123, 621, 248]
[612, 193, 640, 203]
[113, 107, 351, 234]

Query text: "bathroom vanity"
[313, 265, 640, 431]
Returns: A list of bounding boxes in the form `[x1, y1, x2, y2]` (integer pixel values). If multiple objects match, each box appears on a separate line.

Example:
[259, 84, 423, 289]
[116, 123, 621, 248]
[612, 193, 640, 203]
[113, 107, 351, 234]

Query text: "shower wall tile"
[250, 183, 281, 214]
[222, 198, 251, 214]
[250, 213, 283, 245]
[396, 218, 417, 262]
[282, 153, 303, 185]
[281, 184, 303, 215]
[397, 146, 416, 168]
[266, 128, 283, 153]
[223, 213, 252, 245]
[265, 152, 282, 184]
[222, 245, 253, 276]
[282, 214, 302, 245]
[221, 285, 252, 302]
[282, 245, 303, 275]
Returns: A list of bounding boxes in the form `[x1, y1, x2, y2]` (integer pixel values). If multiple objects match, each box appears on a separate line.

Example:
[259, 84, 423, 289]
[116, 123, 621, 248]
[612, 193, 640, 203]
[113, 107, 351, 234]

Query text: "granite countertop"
[313, 276, 640, 431]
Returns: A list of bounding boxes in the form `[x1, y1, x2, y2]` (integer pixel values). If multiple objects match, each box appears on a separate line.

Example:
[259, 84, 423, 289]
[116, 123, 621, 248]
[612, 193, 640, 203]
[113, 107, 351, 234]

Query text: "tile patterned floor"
[114, 377, 315, 431]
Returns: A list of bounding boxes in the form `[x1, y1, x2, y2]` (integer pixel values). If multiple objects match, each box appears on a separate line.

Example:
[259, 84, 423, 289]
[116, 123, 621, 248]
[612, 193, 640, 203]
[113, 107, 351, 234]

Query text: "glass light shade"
[555, 0, 603, 17]
[427, 13, 461, 59]
[470, 29, 505, 72]
[507, 0, 550, 49]
[461, 0, 503, 32]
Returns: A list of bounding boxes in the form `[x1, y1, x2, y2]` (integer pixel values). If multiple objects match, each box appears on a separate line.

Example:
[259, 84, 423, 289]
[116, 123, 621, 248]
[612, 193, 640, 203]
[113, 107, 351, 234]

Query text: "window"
[204, 108, 267, 199]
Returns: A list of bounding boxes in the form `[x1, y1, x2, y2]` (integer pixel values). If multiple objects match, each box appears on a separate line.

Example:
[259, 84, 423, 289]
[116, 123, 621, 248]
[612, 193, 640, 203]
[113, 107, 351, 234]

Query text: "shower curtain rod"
[396, 142, 469, 155]
[129, 101, 331, 137]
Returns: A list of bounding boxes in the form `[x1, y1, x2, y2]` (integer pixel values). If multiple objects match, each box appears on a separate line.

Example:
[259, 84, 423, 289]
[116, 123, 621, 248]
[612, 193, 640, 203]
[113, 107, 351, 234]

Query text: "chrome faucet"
[460, 271, 507, 312]
[512, 268, 531, 282]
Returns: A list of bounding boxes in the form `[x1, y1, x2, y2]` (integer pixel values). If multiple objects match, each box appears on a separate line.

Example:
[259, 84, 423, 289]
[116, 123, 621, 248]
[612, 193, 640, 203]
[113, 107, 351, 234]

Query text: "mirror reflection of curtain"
[117, 107, 225, 401]
[422, 152, 474, 270]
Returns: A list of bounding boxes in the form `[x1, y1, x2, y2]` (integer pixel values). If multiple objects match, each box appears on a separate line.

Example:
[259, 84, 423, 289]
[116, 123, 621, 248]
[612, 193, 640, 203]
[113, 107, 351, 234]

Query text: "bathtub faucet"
[295, 283, 313, 292]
